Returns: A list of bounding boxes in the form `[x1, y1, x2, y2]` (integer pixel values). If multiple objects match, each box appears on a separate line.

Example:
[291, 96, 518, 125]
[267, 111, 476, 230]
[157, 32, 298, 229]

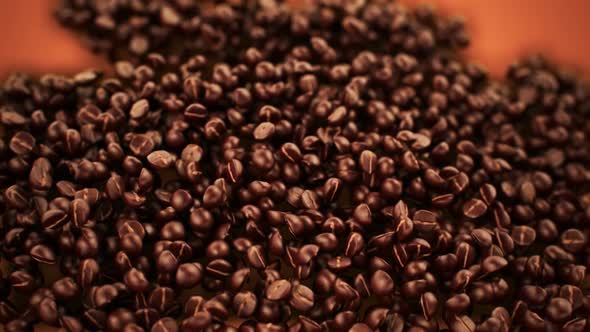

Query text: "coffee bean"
[520, 285, 547, 305]
[334, 278, 358, 301]
[413, 209, 438, 233]
[41, 209, 68, 229]
[359, 150, 377, 174]
[29, 158, 52, 190]
[9, 131, 35, 155]
[124, 323, 145, 332]
[38, 297, 59, 324]
[482, 256, 508, 274]
[233, 291, 257, 318]
[511, 225, 536, 246]
[450, 315, 476, 332]
[70, 198, 90, 228]
[546, 297, 573, 323]
[420, 292, 438, 320]
[462, 198, 487, 219]
[120, 232, 143, 256]
[129, 134, 156, 157]
[83, 309, 107, 330]
[246, 245, 267, 269]
[205, 259, 233, 279]
[202, 299, 228, 320]
[266, 280, 292, 301]
[349, 323, 372, 332]
[445, 293, 471, 313]
[295, 244, 319, 265]
[152, 317, 178, 332]
[176, 263, 203, 289]
[560, 228, 586, 253]
[106, 308, 135, 332]
[29, 244, 56, 264]
[59, 315, 84, 332]
[181, 313, 211, 331]
[130, 99, 149, 119]
[147, 150, 176, 169]
[288, 284, 314, 312]
[94, 284, 119, 307]
[353, 203, 372, 225]
[370, 270, 394, 296]
[253, 122, 275, 140]
[124, 268, 150, 292]
[149, 287, 175, 313]
[79, 258, 99, 289]
[52, 277, 79, 300]
[4, 185, 28, 210]
[561, 319, 586, 332]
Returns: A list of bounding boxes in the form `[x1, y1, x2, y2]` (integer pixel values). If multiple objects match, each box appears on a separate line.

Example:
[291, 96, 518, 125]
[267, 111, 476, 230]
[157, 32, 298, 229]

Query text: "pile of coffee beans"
[0, 0, 588, 331]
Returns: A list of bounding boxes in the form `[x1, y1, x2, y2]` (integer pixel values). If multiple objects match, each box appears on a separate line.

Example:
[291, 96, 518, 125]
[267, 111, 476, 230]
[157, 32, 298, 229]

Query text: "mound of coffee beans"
[0, 0, 588, 331]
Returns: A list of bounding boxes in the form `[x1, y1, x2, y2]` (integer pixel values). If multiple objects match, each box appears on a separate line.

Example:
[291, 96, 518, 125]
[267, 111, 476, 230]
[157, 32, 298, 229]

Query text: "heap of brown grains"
[0, 0, 588, 331]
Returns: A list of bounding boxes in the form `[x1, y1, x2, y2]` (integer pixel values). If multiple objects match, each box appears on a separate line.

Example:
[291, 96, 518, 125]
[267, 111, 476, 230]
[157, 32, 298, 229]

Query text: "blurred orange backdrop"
[1, 0, 590, 80]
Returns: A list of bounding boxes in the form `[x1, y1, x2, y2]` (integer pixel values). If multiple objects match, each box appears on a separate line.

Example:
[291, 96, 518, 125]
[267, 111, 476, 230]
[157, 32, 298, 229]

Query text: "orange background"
[1, 0, 590, 80]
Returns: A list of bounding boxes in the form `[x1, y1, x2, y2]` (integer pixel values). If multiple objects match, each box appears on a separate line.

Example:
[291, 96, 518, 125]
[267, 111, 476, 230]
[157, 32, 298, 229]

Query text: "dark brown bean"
[9, 131, 35, 155]
[266, 280, 292, 301]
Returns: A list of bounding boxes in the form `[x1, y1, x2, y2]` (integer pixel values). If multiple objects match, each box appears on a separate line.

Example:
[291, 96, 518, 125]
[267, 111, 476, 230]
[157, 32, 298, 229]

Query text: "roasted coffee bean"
[124, 268, 150, 292]
[181, 312, 211, 331]
[289, 284, 314, 312]
[52, 277, 79, 300]
[9, 270, 36, 293]
[560, 229, 586, 253]
[147, 151, 176, 169]
[266, 280, 292, 301]
[152, 317, 178, 332]
[29, 244, 56, 264]
[79, 258, 99, 289]
[29, 158, 53, 190]
[9, 131, 35, 155]
[205, 259, 233, 279]
[149, 287, 175, 313]
[70, 198, 90, 228]
[42, 209, 69, 229]
[59, 315, 84, 332]
[176, 263, 203, 289]
[353, 203, 372, 225]
[83, 309, 107, 330]
[170, 189, 192, 212]
[129, 134, 155, 157]
[370, 270, 394, 296]
[295, 244, 320, 265]
[106, 308, 135, 332]
[462, 198, 487, 219]
[420, 292, 438, 320]
[349, 323, 372, 332]
[411, 209, 437, 233]
[123, 323, 145, 332]
[233, 291, 257, 318]
[511, 225, 536, 246]
[445, 293, 471, 313]
[450, 315, 476, 332]
[4, 185, 28, 210]
[38, 297, 59, 324]
[94, 284, 119, 307]
[546, 297, 573, 323]
[246, 245, 267, 269]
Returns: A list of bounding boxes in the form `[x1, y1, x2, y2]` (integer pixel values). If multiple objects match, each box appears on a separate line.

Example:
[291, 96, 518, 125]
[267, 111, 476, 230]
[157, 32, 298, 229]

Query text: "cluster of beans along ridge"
[0, 0, 588, 332]
[55, 0, 469, 65]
